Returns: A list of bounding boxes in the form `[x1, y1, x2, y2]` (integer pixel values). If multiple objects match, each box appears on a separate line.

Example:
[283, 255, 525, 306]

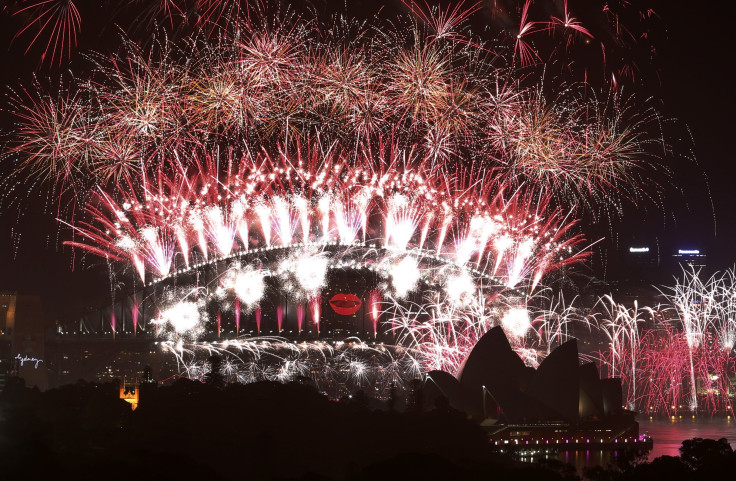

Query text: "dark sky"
[644, 1, 735, 270]
[0, 0, 733, 320]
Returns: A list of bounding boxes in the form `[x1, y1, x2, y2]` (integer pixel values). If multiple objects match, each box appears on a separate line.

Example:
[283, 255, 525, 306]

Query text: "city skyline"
[1, 4, 735, 478]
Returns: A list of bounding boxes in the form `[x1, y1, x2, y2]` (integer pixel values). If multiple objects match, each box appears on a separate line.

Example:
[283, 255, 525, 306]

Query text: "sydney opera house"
[422, 326, 650, 451]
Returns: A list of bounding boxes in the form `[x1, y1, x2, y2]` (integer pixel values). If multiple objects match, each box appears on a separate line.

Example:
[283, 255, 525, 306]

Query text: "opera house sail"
[422, 327, 651, 452]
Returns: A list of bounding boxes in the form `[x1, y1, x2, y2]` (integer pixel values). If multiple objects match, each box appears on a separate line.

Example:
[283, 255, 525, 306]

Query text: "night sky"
[0, 0, 733, 321]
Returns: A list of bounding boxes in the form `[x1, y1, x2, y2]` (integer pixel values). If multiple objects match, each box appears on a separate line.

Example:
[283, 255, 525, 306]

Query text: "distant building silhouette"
[625, 246, 659, 282]
[0, 292, 47, 390]
[422, 327, 646, 450]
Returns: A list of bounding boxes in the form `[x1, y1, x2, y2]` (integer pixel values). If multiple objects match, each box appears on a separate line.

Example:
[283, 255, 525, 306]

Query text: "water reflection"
[642, 417, 735, 459]
[555, 447, 644, 473]
[520, 418, 736, 472]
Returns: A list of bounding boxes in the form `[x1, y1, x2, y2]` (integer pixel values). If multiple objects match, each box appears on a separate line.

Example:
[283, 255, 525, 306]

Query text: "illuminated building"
[422, 327, 645, 451]
[0, 292, 47, 390]
[672, 249, 707, 272]
[119, 381, 140, 410]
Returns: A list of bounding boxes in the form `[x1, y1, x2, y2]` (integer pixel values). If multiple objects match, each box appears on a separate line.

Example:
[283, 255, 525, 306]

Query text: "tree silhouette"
[204, 355, 225, 389]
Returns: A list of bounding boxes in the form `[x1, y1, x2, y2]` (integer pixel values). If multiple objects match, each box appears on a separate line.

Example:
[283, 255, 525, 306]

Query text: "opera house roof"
[423, 326, 623, 424]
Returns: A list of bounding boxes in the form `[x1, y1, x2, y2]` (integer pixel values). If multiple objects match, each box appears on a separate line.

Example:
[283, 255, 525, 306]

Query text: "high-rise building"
[672, 248, 707, 273]
[624, 246, 659, 281]
[0, 292, 48, 390]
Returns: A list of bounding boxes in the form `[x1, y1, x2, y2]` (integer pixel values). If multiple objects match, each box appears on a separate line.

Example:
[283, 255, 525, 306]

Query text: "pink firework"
[588, 270, 736, 415]
[0, 1, 674, 400]
[234, 298, 241, 335]
[310, 297, 321, 336]
[62, 145, 588, 292]
[297, 304, 305, 334]
[513, 0, 547, 66]
[12, 0, 81, 66]
[368, 289, 381, 337]
[132, 297, 140, 335]
[5, 2, 661, 218]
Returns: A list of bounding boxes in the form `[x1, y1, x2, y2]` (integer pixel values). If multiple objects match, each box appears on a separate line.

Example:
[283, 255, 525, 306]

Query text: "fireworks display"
[62, 147, 587, 290]
[591, 269, 736, 416]
[2, 1, 731, 416]
[3, 0, 663, 213]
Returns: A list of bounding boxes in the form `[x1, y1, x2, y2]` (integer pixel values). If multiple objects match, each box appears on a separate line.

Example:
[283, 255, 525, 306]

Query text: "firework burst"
[1, 1, 683, 403]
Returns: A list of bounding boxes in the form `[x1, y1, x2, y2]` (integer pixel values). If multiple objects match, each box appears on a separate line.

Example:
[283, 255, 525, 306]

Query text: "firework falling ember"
[589, 269, 736, 415]
[591, 295, 651, 410]
[656, 269, 736, 413]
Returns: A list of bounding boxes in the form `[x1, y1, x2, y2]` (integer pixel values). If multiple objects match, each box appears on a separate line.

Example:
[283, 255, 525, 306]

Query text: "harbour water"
[641, 416, 736, 458]
[522, 417, 736, 471]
